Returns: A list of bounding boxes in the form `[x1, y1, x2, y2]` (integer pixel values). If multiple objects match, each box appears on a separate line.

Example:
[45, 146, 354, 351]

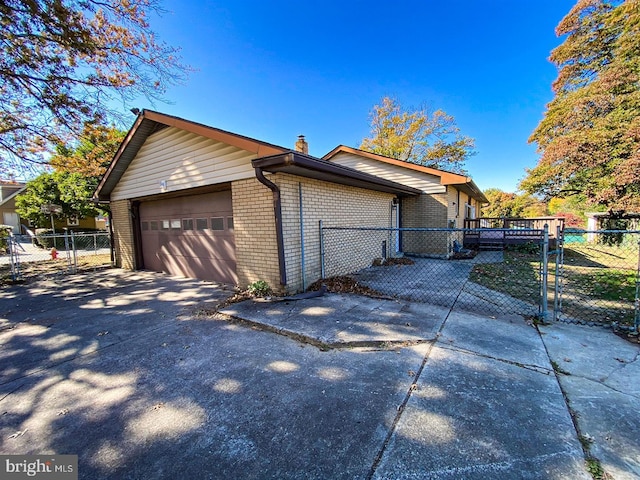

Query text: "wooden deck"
[463, 217, 565, 250]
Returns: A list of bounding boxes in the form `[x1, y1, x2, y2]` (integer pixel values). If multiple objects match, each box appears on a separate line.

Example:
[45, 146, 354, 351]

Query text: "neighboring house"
[95, 110, 486, 293]
[48, 216, 107, 231]
[0, 181, 26, 233]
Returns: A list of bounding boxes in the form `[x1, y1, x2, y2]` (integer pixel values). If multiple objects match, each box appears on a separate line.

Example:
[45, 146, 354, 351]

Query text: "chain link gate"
[4, 230, 112, 282]
[552, 229, 640, 332]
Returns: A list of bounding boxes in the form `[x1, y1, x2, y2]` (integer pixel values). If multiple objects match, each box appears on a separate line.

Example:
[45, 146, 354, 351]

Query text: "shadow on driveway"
[0, 269, 592, 479]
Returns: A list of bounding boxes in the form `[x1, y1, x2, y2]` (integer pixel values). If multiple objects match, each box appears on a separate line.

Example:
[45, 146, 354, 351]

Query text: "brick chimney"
[295, 135, 308, 154]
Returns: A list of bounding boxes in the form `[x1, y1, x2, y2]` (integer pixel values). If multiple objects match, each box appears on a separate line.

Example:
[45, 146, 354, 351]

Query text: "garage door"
[139, 190, 237, 284]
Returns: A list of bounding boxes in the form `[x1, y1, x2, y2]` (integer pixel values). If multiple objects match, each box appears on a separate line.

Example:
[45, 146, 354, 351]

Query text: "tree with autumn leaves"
[0, 0, 186, 174]
[522, 0, 640, 213]
[360, 97, 476, 174]
[2, 0, 185, 225]
[15, 124, 125, 227]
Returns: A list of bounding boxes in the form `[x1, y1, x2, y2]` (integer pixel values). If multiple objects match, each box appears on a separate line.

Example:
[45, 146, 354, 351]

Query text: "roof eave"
[253, 152, 421, 197]
[94, 110, 288, 202]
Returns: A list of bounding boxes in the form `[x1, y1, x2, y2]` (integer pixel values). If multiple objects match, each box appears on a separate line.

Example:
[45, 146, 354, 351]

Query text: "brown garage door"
[139, 190, 237, 284]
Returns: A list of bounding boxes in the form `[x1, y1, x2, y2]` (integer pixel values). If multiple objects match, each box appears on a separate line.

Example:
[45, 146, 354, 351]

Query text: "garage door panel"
[139, 191, 237, 284]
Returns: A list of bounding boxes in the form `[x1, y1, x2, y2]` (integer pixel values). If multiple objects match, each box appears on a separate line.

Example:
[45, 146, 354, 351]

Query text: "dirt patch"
[307, 275, 387, 297]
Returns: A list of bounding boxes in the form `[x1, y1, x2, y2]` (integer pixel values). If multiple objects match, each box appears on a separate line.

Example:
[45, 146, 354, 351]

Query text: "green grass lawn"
[470, 243, 639, 325]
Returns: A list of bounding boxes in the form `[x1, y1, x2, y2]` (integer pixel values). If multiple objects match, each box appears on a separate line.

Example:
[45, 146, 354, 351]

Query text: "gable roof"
[323, 145, 488, 204]
[0, 183, 26, 207]
[94, 110, 288, 201]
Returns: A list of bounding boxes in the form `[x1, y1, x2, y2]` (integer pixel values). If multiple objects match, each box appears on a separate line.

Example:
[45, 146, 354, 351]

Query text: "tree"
[360, 97, 476, 173]
[15, 124, 124, 226]
[523, 0, 640, 212]
[0, 0, 186, 173]
[482, 188, 548, 218]
[49, 123, 126, 177]
[15, 171, 103, 227]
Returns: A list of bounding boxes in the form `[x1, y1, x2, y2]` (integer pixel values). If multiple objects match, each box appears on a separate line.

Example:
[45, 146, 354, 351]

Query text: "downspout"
[254, 167, 287, 287]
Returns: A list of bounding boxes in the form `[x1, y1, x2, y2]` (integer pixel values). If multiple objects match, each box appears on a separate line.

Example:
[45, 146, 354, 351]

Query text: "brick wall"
[110, 199, 135, 269]
[231, 178, 282, 291]
[401, 192, 450, 256]
[276, 174, 396, 293]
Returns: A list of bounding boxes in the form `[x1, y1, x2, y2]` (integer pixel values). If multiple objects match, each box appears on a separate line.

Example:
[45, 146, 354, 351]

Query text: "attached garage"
[94, 110, 426, 293]
[137, 189, 236, 284]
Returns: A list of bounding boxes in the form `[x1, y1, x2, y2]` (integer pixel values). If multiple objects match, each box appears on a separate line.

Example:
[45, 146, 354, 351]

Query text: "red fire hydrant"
[50, 247, 58, 260]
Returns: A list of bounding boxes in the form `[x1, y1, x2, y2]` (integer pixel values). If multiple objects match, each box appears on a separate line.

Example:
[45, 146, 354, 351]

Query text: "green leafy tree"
[482, 188, 548, 218]
[0, 0, 187, 173]
[523, 0, 640, 212]
[360, 97, 476, 173]
[16, 171, 102, 227]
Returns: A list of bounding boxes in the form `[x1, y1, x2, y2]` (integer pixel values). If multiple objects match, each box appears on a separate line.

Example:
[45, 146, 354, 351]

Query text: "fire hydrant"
[50, 247, 58, 260]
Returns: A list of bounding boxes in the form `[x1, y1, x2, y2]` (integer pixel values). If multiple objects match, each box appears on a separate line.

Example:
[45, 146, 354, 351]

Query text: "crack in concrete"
[436, 343, 553, 376]
[563, 370, 640, 401]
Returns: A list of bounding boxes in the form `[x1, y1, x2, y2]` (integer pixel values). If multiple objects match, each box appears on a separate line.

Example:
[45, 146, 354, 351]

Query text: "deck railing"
[464, 217, 565, 237]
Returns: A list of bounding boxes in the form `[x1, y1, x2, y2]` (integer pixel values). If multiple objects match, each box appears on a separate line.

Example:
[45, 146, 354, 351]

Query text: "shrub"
[247, 280, 271, 297]
[0, 225, 13, 254]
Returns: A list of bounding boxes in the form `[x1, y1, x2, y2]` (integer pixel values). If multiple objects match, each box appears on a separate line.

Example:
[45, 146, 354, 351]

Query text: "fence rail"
[3, 231, 112, 282]
[319, 225, 640, 331]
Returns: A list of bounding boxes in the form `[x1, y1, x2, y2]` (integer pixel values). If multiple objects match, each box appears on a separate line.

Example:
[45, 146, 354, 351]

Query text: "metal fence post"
[64, 230, 71, 272]
[553, 225, 562, 321]
[8, 234, 18, 281]
[635, 239, 640, 333]
[540, 224, 549, 321]
[319, 220, 325, 279]
[71, 230, 77, 273]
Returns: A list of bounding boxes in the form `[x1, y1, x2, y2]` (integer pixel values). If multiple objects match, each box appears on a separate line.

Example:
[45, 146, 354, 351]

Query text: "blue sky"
[137, 1, 576, 192]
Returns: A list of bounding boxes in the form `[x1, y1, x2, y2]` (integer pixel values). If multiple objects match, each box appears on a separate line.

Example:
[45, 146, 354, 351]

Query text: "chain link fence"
[2, 231, 112, 283]
[320, 225, 640, 330]
[320, 227, 544, 318]
[554, 229, 640, 329]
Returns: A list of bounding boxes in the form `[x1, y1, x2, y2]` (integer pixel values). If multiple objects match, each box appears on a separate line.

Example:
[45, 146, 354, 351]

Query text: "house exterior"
[0, 182, 26, 233]
[323, 146, 488, 256]
[95, 110, 487, 293]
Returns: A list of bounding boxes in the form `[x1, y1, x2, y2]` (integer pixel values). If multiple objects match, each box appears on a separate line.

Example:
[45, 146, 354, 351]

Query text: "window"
[67, 215, 79, 226]
[211, 217, 224, 231]
[170, 219, 181, 229]
[141, 221, 149, 231]
[182, 219, 194, 231]
[150, 221, 158, 231]
[196, 218, 208, 230]
[227, 216, 234, 230]
[161, 220, 170, 230]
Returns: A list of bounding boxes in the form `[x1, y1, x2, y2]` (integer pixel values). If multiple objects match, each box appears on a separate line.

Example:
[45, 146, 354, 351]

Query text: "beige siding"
[277, 174, 395, 292]
[231, 178, 282, 292]
[111, 199, 135, 269]
[328, 152, 446, 194]
[111, 127, 258, 201]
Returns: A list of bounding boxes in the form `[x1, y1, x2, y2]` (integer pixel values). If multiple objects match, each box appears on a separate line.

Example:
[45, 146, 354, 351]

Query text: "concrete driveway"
[0, 269, 634, 479]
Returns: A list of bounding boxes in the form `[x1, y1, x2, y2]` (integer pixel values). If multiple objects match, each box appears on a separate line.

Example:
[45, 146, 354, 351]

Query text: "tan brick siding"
[110, 199, 135, 269]
[231, 178, 281, 291]
[276, 174, 396, 293]
[400, 192, 450, 255]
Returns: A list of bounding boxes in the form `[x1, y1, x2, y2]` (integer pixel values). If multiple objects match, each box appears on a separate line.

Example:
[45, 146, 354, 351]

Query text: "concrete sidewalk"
[223, 295, 592, 479]
[539, 323, 640, 480]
